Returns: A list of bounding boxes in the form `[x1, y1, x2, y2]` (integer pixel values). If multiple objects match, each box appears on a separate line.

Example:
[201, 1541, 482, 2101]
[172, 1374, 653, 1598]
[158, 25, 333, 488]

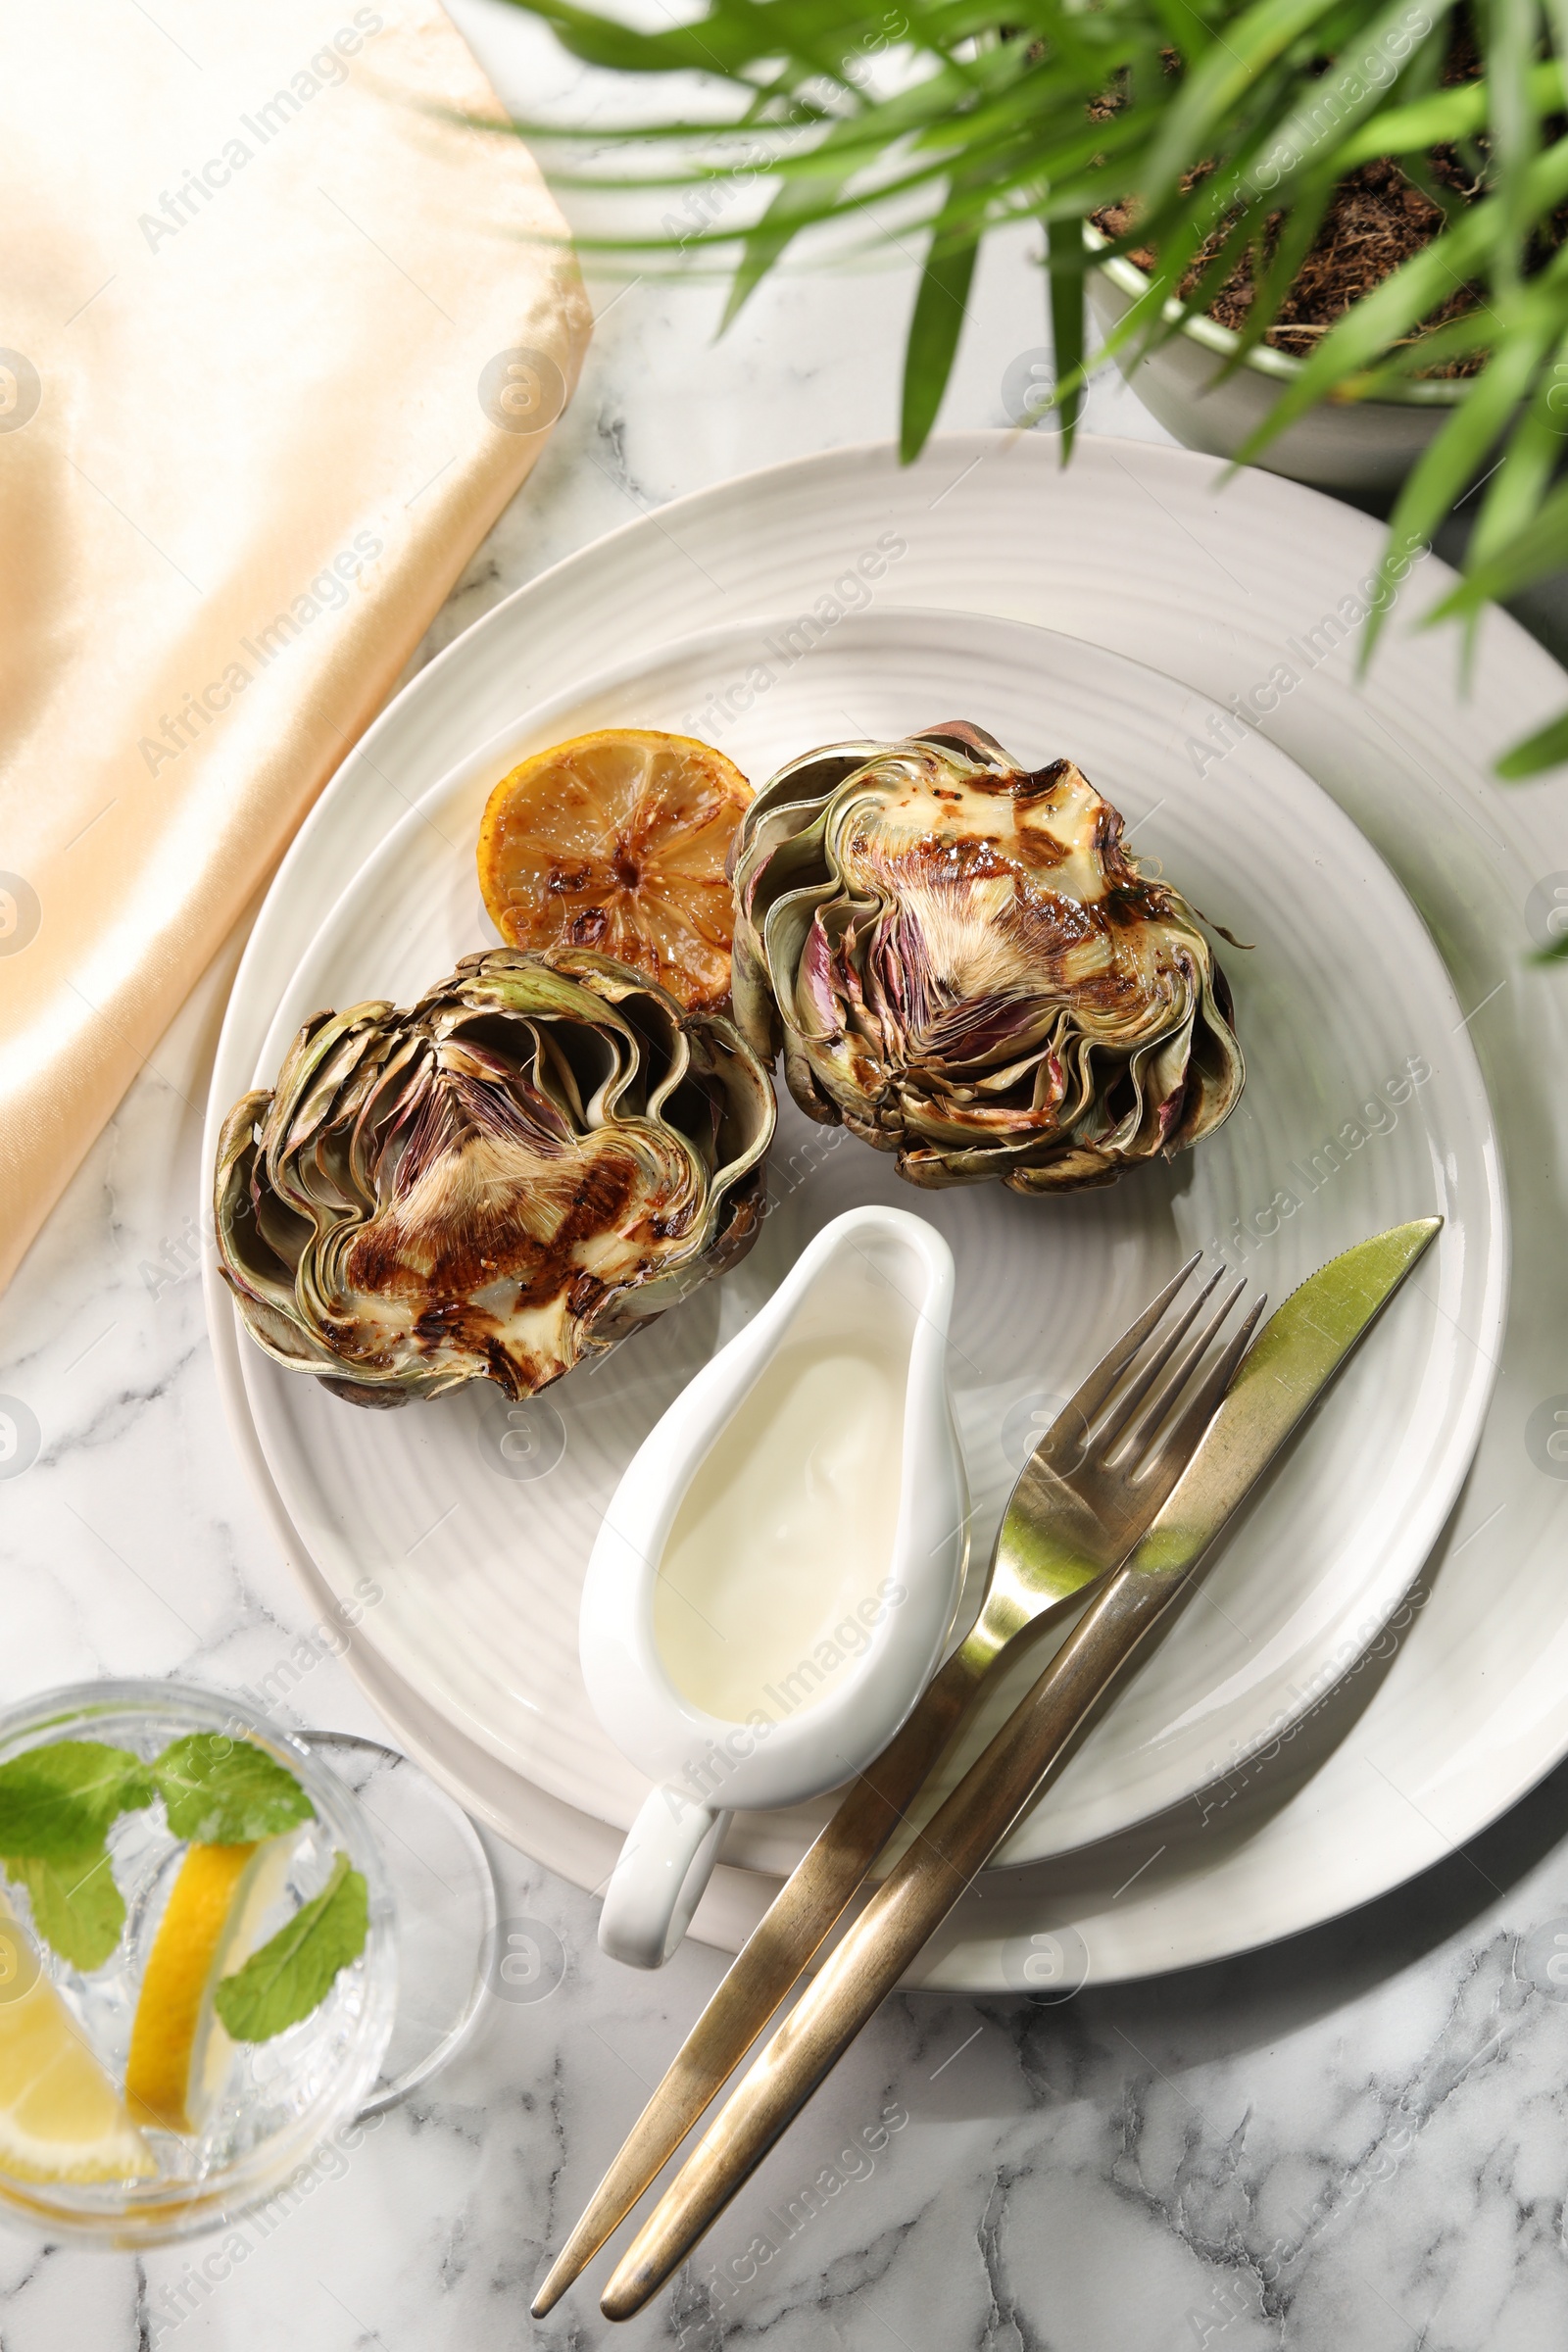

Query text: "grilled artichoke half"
[731, 724, 1243, 1193]
[215, 948, 775, 1407]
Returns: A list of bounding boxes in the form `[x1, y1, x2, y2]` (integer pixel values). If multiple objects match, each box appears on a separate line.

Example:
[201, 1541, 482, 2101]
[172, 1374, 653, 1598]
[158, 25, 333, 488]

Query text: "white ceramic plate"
[235, 609, 1501, 1875]
[204, 434, 1568, 1986]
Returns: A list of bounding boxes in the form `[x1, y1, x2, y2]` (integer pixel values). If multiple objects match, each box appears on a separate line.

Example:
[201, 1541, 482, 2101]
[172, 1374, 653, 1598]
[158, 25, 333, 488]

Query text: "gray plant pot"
[1085, 237, 1468, 495]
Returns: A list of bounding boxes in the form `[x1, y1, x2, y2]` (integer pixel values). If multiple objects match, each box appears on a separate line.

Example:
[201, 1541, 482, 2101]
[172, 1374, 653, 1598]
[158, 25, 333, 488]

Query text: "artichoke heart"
[731, 723, 1244, 1192]
[214, 949, 775, 1406]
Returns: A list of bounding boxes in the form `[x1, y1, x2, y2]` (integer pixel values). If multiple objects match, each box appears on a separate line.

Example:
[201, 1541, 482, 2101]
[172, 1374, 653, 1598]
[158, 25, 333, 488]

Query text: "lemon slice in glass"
[0, 1898, 153, 2183]
[126, 1836, 297, 2134]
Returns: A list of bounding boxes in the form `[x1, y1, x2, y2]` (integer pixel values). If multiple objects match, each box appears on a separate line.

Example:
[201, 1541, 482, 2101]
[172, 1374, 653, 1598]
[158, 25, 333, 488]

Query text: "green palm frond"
[500, 0, 1568, 779]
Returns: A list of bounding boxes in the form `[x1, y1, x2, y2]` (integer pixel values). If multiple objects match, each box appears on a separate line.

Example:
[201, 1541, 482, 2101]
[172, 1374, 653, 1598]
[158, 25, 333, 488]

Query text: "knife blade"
[596, 1215, 1442, 2320]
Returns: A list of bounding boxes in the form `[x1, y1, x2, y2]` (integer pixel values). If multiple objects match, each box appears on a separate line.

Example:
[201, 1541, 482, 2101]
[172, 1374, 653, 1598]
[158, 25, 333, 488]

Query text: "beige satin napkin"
[0, 0, 591, 1297]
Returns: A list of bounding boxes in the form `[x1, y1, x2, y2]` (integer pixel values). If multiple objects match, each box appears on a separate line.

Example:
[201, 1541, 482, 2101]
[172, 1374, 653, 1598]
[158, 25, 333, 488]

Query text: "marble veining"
[5, 3, 1568, 2345]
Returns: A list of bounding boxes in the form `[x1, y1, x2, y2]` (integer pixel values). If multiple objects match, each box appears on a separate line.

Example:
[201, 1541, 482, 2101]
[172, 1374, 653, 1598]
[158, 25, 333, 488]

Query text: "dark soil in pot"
[1094, 152, 1488, 376]
[1087, 21, 1533, 379]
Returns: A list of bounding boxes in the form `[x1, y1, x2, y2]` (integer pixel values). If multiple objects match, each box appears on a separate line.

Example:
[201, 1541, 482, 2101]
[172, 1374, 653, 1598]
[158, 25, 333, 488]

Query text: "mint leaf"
[0, 1741, 153, 1862]
[213, 1852, 368, 2043]
[152, 1736, 314, 1845]
[6, 1847, 126, 1970]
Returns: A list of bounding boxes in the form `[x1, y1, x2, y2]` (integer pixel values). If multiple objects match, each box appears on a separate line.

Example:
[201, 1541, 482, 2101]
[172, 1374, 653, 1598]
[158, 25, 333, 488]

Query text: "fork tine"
[1131, 1292, 1267, 1494]
[1058, 1251, 1202, 1429]
[1110, 1275, 1246, 1464]
[1092, 1266, 1225, 1450]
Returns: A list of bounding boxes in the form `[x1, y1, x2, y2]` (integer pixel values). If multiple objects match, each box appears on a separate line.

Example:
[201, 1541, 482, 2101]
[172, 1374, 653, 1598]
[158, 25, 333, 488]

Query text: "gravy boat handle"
[599, 1788, 735, 1971]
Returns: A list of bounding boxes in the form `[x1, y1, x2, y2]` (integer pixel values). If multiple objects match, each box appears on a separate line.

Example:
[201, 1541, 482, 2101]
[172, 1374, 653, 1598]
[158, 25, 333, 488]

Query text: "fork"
[532, 1254, 1260, 2316]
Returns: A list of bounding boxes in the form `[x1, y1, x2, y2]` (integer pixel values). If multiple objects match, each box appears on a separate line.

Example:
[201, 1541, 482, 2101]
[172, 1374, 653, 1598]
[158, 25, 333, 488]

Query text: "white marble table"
[8, 6, 1568, 2345]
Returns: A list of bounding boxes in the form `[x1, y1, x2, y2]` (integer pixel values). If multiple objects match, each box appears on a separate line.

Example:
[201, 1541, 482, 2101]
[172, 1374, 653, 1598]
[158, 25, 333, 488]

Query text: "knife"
[596, 1215, 1442, 2319]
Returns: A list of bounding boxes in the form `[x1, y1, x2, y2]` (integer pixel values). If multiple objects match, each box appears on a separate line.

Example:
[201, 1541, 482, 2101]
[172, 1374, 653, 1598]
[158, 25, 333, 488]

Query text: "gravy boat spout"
[581, 1204, 969, 1968]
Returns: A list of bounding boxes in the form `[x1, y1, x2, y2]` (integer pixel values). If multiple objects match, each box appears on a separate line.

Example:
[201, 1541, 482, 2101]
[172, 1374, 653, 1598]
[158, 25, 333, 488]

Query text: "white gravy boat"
[581, 1204, 968, 1968]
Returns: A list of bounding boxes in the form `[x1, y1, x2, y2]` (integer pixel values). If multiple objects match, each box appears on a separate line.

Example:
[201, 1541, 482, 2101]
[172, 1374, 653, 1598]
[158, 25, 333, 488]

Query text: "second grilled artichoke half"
[215, 948, 775, 1406]
[731, 724, 1243, 1192]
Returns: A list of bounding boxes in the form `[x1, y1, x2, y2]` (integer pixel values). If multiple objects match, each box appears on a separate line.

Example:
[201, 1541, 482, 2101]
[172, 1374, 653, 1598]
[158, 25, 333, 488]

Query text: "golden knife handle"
[600, 1570, 1171, 2321]
[530, 1646, 982, 2317]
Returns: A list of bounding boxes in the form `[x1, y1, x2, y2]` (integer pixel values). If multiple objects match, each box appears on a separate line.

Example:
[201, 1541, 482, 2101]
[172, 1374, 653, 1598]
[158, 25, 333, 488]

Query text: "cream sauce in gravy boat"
[581, 1204, 969, 1967]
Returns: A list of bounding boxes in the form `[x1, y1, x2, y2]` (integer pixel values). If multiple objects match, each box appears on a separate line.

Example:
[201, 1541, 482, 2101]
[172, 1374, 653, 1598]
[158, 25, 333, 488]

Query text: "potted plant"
[1080, 199, 1470, 497]
[497, 0, 1568, 777]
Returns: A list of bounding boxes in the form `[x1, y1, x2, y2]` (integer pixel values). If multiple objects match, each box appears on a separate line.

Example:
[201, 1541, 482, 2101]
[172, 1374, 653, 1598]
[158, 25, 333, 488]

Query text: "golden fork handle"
[530, 1644, 984, 2316]
[599, 1570, 1171, 2321]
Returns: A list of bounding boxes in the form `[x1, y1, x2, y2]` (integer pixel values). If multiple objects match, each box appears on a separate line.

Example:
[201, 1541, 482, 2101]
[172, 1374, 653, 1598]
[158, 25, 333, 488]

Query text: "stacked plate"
[203, 432, 1568, 1989]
